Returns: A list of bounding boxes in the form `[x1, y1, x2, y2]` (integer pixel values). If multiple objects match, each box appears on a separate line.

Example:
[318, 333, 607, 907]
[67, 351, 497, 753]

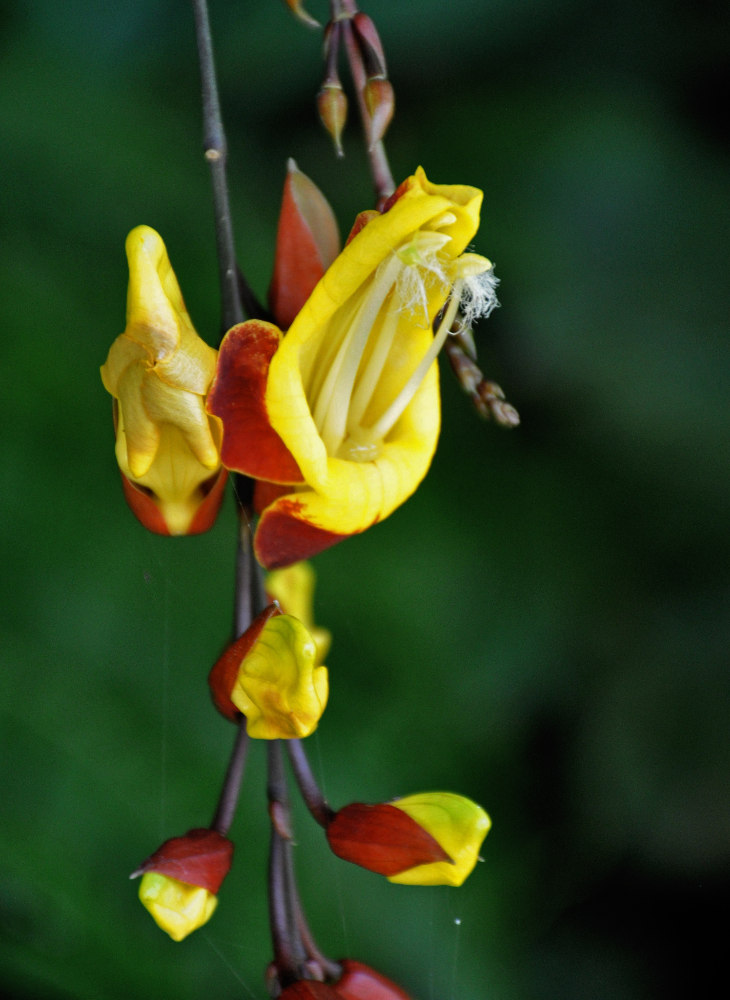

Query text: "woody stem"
[210, 720, 249, 836]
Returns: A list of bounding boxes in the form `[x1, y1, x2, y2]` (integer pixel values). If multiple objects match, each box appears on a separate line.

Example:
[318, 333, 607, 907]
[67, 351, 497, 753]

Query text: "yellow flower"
[388, 791, 491, 886]
[101, 226, 226, 535]
[230, 614, 329, 739]
[137, 872, 218, 942]
[208, 167, 498, 567]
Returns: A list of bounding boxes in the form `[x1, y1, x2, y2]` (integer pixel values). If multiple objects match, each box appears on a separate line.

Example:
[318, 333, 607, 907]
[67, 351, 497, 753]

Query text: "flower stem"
[210, 719, 249, 835]
[192, 0, 267, 332]
[287, 740, 335, 828]
[336, 1, 394, 207]
[267, 741, 307, 985]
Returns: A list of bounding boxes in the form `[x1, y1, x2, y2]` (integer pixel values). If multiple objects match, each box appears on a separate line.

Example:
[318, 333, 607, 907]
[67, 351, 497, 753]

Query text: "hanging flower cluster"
[103, 1, 517, 996]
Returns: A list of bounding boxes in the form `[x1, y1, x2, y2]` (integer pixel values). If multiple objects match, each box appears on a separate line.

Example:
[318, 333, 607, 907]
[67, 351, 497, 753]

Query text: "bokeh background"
[2, 1, 728, 998]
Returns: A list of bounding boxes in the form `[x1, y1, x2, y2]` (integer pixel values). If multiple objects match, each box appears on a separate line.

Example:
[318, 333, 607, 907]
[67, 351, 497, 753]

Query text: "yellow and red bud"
[326, 793, 490, 887]
[326, 802, 451, 877]
[131, 828, 233, 941]
[209, 606, 329, 738]
[209, 603, 283, 722]
[277, 961, 412, 1000]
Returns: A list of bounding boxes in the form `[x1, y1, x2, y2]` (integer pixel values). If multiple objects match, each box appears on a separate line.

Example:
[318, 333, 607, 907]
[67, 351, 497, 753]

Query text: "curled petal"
[265, 561, 331, 663]
[230, 614, 328, 739]
[207, 320, 304, 484]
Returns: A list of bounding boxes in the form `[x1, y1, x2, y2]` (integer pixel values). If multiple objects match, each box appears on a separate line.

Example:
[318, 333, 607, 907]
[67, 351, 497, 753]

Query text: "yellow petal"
[265, 561, 331, 663]
[138, 872, 218, 942]
[231, 615, 329, 739]
[387, 792, 491, 886]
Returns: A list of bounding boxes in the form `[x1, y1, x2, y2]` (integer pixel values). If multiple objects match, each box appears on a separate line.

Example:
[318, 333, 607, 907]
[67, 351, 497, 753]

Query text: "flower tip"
[283, 0, 320, 29]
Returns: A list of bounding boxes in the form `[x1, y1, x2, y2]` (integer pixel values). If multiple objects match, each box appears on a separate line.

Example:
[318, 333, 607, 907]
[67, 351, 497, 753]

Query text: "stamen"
[312, 252, 403, 454]
[363, 278, 464, 445]
[346, 313, 398, 434]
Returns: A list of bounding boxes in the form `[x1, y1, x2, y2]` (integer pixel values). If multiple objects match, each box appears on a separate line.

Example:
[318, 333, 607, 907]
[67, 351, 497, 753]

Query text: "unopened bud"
[317, 83, 348, 156]
[363, 76, 394, 148]
[335, 960, 413, 1000]
[352, 12, 387, 78]
[282, 0, 320, 29]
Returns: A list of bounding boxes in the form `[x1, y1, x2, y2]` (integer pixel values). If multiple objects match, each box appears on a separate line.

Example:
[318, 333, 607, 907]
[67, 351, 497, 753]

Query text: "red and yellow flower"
[208, 165, 497, 568]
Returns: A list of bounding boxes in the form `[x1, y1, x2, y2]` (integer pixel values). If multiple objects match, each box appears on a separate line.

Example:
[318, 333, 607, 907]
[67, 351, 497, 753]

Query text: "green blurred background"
[2, 0, 728, 997]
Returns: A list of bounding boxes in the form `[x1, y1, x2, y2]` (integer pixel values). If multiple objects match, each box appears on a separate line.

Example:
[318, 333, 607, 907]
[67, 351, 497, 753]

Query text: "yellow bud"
[138, 872, 218, 941]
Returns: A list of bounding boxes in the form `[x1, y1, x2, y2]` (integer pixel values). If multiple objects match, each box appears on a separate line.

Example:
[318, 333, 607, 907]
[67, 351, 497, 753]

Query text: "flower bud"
[317, 83, 348, 157]
[282, 0, 320, 28]
[335, 960, 413, 1000]
[363, 76, 394, 148]
[326, 793, 490, 887]
[131, 828, 233, 941]
[210, 610, 329, 738]
[352, 13, 387, 78]
[279, 984, 340, 999]
[267, 160, 340, 330]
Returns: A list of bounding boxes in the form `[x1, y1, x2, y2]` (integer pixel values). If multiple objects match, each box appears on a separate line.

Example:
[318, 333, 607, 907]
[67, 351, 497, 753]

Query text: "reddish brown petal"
[208, 603, 282, 721]
[336, 961, 413, 1000]
[207, 321, 304, 484]
[268, 162, 339, 329]
[280, 984, 341, 1000]
[119, 472, 170, 535]
[253, 478, 290, 516]
[254, 498, 349, 569]
[187, 467, 229, 533]
[326, 803, 451, 877]
[132, 828, 233, 894]
[344, 210, 379, 246]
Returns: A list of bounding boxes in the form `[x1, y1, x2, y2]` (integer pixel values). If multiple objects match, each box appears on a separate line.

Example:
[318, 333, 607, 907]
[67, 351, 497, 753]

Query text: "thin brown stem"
[342, 19, 394, 206]
[210, 719, 249, 835]
[267, 741, 307, 985]
[286, 740, 335, 828]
